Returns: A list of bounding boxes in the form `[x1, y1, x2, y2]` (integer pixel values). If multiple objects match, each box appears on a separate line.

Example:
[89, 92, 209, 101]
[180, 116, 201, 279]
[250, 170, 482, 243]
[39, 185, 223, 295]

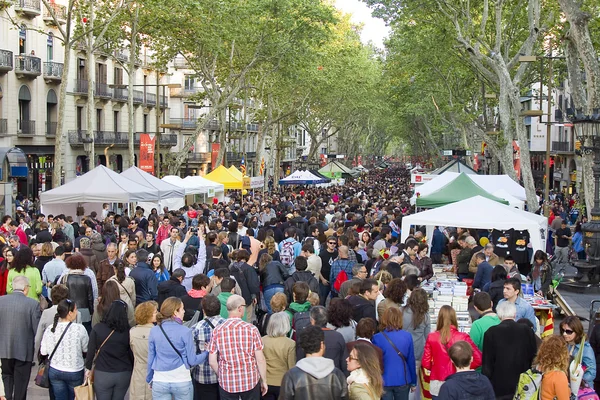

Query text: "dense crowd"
[0, 167, 597, 400]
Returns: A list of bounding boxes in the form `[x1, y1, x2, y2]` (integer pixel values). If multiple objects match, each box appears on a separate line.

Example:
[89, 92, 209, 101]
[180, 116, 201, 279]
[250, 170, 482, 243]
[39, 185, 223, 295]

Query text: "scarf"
[347, 368, 370, 386]
[188, 289, 207, 298]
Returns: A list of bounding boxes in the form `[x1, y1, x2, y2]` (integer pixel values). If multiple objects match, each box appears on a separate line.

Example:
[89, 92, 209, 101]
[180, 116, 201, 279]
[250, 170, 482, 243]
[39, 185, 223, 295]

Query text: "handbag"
[35, 322, 73, 388]
[569, 338, 586, 396]
[74, 377, 94, 400]
[39, 294, 49, 311]
[89, 330, 115, 384]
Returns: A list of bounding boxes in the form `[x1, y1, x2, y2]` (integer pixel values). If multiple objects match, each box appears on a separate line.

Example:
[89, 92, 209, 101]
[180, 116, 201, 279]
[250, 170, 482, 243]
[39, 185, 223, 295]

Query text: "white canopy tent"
[410, 172, 527, 204]
[493, 189, 525, 210]
[161, 175, 205, 195]
[121, 166, 186, 198]
[183, 176, 225, 197]
[401, 196, 548, 256]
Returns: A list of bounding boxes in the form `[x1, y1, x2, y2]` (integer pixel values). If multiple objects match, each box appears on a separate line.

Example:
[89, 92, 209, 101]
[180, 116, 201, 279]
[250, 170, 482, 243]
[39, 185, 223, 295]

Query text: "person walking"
[6, 247, 43, 301]
[536, 335, 571, 400]
[60, 254, 95, 333]
[147, 297, 208, 399]
[561, 316, 597, 389]
[85, 300, 134, 400]
[107, 263, 136, 321]
[259, 253, 289, 313]
[129, 301, 158, 400]
[0, 276, 41, 400]
[262, 312, 296, 400]
[402, 288, 430, 399]
[40, 299, 89, 400]
[346, 341, 384, 400]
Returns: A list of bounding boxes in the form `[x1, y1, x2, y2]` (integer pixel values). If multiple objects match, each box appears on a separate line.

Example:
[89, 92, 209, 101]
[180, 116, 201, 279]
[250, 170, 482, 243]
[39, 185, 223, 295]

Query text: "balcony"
[94, 83, 112, 99]
[73, 79, 88, 95]
[14, 0, 40, 17]
[17, 119, 35, 136]
[43, 2, 66, 24]
[160, 95, 167, 108]
[133, 90, 144, 105]
[145, 92, 156, 106]
[68, 130, 177, 147]
[170, 87, 200, 98]
[46, 121, 57, 137]
[187, 152, 211, 163]
[173, 57, 189, 69]
[113, 50, 129, 63]
[113, 88, 128, 102]
[0, 49, 13, 74]
[14, 55, 41, 78]
[551, 141, 574, 154]
[168, 118, 197, 130]
[206, 119, 259, 133]
[43, 61, 63, 83]
[0, 119, 7, 136]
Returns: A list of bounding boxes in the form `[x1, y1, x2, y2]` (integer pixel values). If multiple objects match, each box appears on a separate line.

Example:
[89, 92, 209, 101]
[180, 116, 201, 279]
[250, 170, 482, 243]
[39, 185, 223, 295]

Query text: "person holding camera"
[172, 229, 207, 291]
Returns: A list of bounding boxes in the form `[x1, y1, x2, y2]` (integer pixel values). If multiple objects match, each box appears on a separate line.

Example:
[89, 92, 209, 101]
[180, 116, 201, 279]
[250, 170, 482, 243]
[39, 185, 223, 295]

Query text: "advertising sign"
[139, 134, 155, 175]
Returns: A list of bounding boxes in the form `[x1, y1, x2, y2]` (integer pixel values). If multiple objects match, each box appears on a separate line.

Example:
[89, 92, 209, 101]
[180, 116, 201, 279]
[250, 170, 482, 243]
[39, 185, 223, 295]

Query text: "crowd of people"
[0, 166, 597, 400]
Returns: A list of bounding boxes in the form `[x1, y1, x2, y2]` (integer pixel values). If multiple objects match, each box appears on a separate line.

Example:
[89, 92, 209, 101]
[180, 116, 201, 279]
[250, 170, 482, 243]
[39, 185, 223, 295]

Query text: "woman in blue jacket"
[561, 316, 597, 388]
[572, 222, 586, 260]
[372, 307, 417, 400]
[147, 297, 208, 400]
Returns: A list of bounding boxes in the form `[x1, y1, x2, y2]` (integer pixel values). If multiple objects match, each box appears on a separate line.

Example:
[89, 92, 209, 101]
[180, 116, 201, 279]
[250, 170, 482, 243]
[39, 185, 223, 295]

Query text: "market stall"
[279, 170, 327, 185]
[415, 173, 509, 208]
[204, 165, 243, 190]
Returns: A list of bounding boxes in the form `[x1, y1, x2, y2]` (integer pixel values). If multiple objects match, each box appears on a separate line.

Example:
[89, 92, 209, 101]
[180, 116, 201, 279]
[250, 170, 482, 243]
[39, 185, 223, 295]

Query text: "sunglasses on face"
[562, 329, 574, 335]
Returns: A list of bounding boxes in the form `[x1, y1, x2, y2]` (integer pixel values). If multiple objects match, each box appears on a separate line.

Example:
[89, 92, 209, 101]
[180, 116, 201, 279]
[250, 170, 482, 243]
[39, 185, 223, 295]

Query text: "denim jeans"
[153, 380, 194, 400]
[49, 367, 84, 400]
[263, 285, 284, 313]
[382, 384, 410, 400]
[319, 282, 330, 306]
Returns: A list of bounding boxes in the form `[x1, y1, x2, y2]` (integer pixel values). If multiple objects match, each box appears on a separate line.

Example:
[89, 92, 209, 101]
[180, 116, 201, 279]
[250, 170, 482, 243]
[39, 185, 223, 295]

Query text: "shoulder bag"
[159, 323, 186, 365]
[35, 322, 73, 388]
[381, 331, 410, 385]
[89, 329, 115, 384]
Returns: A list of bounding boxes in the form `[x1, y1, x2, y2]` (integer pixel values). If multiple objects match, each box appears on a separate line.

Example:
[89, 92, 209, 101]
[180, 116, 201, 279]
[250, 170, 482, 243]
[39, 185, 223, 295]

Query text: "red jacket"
[15, 227, 28, 246]
[422, 327, 482, 381]
[155, 224, 172, 246]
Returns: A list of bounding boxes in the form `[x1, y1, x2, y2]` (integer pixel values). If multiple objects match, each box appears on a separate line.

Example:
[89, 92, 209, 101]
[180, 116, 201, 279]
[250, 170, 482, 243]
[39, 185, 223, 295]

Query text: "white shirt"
[40, 322, 89, 372]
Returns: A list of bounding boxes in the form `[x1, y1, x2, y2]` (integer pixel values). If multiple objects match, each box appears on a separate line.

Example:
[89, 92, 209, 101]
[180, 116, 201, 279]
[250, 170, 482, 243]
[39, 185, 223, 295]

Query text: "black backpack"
[287, 307, 311, 340]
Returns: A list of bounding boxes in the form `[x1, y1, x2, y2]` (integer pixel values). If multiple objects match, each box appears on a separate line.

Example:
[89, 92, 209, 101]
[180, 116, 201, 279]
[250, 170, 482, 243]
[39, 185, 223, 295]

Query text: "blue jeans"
[49, 367, 84, 400]
[319, 282, 330, 306]
[382, 385, 410, 400]
[263, 285, 284, 313]
[152, 380, 194, 400]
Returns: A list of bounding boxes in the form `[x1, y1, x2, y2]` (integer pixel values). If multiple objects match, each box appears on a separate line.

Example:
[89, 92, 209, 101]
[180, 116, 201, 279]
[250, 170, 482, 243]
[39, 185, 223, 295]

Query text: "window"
[19, 25, 26, 54]
[114, 67, 123, 85]
[76, 106, 84, 131]
[96, 108, 102, 132]
[113, 111, 119, 133]
[95, 63, 107, 84]
[18, 85, 31, 134]
[46, 90, 58, 136]
[47, 33, 53, 61]
[184, 75, 195, 91]
[143, 114, 148, 133]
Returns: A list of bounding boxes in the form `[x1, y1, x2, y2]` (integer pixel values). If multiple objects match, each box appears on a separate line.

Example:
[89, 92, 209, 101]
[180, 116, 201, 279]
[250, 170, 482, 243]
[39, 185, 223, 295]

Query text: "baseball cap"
[16, 206, 23, 211]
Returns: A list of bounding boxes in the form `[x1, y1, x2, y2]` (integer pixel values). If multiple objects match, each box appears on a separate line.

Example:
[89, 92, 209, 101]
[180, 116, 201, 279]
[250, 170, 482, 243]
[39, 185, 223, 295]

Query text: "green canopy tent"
[415, 172, 509, 208]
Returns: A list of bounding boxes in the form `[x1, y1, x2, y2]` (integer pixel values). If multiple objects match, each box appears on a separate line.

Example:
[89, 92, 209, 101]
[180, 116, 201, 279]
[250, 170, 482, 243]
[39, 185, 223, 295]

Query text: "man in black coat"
[157, 268, 187, 308]
[347, 278, 378, 324]
[284, 256, 319, 304]
[482, 301, 537, 399]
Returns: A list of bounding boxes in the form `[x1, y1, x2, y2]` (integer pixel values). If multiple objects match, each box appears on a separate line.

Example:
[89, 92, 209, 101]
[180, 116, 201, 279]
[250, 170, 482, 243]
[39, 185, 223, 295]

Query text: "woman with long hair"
[347, 341, 384, 400]
[40, 299, 89, 400]
[258, 236, 280, 263]
[93, 280, 135, 327]
[372, 307, 416, 400]
[327, 298, 357, 343]
[402, 288, 430, 399]
[0, 246, 15, 296]
[123, 249, 137, 275]
[422, 305, 482, 397]
[85, 300, 134, 400]
[148, 297, 208, 399]
[151, 254, 170, 283]
[6, 247, 42, 300]
[107, 263, 136, 322]
[360, 231, 371, 249]
[259, 253, 288, 313]
[129, 301, 158, 400]
[377, 278, 407, 319]
[536, 335, 571, 400]
[60, 254, 95, 332]
[35, 242, 54, 275]
[262, 312, 296, 400]
[573, 222, 586, 260]
[217, 231, 231, 263]
[529, 250, 553, 297]
[560, 316, 597, 388]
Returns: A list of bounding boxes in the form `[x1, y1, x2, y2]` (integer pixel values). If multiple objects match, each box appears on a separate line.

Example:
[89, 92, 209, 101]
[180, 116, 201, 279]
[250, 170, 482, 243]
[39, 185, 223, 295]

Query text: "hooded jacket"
[279, 357, 348, 400]
[437, 370, 495, 399]
[157, 277, 187, 307]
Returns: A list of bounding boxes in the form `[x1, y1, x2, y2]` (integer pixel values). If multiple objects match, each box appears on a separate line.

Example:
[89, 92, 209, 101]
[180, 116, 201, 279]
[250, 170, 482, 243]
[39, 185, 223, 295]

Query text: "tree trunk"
[127, 8, 138, 169]
[86, 16, 95, 171]
[53, 41, 71, 187]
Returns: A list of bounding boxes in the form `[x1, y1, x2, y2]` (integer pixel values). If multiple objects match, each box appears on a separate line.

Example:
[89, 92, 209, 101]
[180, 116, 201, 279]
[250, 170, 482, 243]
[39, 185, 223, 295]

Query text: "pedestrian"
[6, 247, 43, 301]
[60, 253, 95, 332]
[283, 255, 318, 304]
[347, 278, 379, 325]
[372, 307, 417, 400]
[0, 276, 41, 400]
[40, 299, 89, 400]
[262, 312, 296, 400]
[529, 250, 553, 298]
[85, 300, 134, 400]
[536, 335, 571, 400]
[208, 294, 268, 399]
[377, 278, 407, 319]
[93, 280, 135, 327]
[346, 342, 384, 400]
[157, 268, 187, 308]
[107, 262, 136, 318]
[279, 325, 348, 400]
[96, 243, 121, 293]
[561, 316, 597, 388]
[469, 292, 500, 351]
[327, 299, 357, 343]
[180, 273, 210, 322]
[497, 277, 538, 331]
[482, 301, 538, 399]
[484, 265, 507, 311]
[129, 301, 158, 400]
[129, 248, 159, 305]
[259, 253, 288, 313]
[402, 288, 430, 399]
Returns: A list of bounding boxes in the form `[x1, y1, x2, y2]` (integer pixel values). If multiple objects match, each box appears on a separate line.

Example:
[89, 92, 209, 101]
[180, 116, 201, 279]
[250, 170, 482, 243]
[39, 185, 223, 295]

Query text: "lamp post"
[571, 109, 600, 282]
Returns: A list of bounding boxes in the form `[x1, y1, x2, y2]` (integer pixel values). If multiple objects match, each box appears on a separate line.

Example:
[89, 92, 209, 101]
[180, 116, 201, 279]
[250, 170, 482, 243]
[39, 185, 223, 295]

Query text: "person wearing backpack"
[279, 227, 302, 273]
[533, 335, 571, 400]
[229, 250, 260, 323]
[437, 341, 495, 400]
[285, 282, 312, 338]
[329, 246, 356, 299]
[283, 256, 319, 304]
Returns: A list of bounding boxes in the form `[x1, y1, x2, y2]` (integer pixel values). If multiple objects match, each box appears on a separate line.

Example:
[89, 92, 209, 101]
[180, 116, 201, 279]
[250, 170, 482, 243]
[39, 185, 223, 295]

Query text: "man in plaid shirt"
[209, 294, 268, 400]
[192, 294, 225, 400]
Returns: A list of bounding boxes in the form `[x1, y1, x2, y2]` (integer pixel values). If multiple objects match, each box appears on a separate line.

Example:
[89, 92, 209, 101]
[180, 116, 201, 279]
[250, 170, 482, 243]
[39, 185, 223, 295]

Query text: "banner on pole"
[139, 134, 155, 175]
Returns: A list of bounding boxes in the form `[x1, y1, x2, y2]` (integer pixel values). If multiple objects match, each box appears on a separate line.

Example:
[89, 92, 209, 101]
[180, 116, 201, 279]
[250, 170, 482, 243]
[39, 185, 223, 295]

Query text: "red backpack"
[333, 270, 348, 292]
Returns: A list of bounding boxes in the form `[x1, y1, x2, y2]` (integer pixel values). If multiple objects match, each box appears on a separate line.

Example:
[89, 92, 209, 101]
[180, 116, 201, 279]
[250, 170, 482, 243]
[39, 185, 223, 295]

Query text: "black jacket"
[180, 294, 203, 321]
[85, 322, 133, 373]
[284, 271, 319, 304]
[482, 320, 537, 398]
[486, 280, 505, 311]
[157, 277, 187, 308]
[457, 248, 472, 275]
[261, 260, 290, 287]
[279, 358, 348, 400]
[129, 262, 158, 305]
[437, 370, 495, 400]
[34, 255, 53, 275]
[229, 261, 260, 305]
[64, 272, 94, 315]
[347, 295, 376, 324]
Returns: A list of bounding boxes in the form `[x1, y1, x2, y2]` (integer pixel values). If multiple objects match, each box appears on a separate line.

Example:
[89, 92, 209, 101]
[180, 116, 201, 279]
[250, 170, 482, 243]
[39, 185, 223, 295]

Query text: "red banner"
[211, 143, 220, 168]
[139, 134, 155, 175]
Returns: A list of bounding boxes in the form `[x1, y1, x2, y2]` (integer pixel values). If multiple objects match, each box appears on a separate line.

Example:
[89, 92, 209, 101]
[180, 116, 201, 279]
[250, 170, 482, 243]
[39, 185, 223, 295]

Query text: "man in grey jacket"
[0, 276, 41, 400]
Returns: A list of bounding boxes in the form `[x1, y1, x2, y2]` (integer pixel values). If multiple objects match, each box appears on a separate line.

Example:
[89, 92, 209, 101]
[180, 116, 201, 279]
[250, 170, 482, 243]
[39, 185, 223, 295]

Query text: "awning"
[0, 147, 29, 178]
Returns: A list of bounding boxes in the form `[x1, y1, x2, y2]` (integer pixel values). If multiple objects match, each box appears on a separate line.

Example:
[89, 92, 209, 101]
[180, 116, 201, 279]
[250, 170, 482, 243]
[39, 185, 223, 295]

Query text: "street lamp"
[571, 109, 600, 282]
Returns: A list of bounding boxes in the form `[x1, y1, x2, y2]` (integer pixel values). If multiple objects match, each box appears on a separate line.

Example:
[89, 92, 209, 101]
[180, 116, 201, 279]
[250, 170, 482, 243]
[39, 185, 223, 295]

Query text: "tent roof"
[162, 175, 206, 195]
[121, 166, 186, 198]
[280, 170, 326, 185]
[204, 165, 243, 190]
[416, 173, 509, 208]
[40, 165, 159, 204]
[318, 160, 353, 175]
[309, 169, 331, 182]
[183, 175, 225, 194]
[228, 166, 244, 180]
[432, 159, 478, 175]
[493, 189, 524, 209]
[401, 196, 547, 253]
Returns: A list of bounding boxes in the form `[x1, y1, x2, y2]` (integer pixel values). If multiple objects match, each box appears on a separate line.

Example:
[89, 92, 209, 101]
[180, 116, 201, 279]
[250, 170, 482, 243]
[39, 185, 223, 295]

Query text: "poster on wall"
[140, 134, 156, 175]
